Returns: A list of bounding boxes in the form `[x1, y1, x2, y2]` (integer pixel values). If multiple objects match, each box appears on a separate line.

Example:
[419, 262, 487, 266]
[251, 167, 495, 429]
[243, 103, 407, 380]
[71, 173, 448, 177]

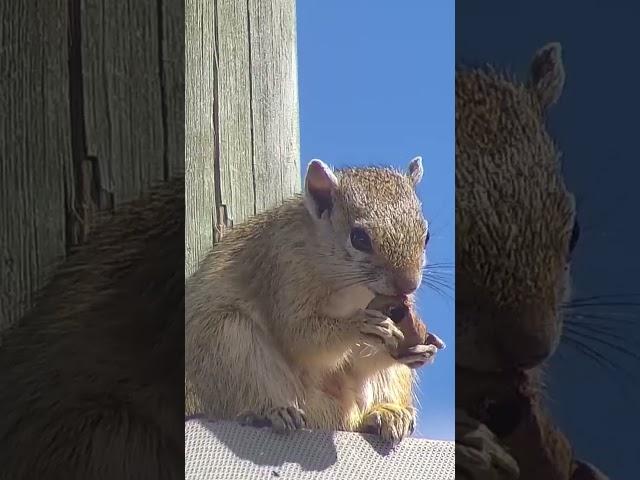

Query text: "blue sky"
[296, 1, 455, 441]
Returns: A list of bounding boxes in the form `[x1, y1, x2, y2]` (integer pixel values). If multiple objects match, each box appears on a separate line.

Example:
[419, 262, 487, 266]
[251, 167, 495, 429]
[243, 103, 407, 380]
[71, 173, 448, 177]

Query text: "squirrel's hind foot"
[361, 403, 416, 444]
[237, 406, 307, 433]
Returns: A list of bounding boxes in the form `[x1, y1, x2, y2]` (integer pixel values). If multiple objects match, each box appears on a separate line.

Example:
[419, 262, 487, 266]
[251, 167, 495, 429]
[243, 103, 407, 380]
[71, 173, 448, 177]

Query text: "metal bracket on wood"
[214, 205, 233, 243]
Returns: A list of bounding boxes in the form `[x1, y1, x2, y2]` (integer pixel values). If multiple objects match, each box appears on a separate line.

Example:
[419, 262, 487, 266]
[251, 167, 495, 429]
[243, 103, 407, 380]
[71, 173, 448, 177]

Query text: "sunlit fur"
[185, 161, 428, 439]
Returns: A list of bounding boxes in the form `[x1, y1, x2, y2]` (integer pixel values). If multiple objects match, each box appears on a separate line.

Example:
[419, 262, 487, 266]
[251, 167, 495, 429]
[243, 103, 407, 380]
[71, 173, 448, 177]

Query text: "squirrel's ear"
[407, 156, 423, 187]
[529, 42, 565, 110]
[304, 159, 338, 219]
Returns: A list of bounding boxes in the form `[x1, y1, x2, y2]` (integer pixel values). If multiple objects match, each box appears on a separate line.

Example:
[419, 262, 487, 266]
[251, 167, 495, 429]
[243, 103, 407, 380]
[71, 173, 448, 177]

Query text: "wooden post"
[0, 0, 71, 329]
[185, 0, 302, 278]
[0, 0, 183, 329]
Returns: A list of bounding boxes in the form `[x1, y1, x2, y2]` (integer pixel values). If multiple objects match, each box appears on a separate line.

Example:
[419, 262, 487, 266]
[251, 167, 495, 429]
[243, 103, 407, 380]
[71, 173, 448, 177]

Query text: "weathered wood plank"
[248, 0, 302, 212]
[185, 0, 217, 277]
[185, 0, 302, 276]
[1, 0, 179, 327]
[160, 0, 186, 178]
[81, 0, 165, 208]
[0, 0, 72, 329]
[216, 0, 255, 225]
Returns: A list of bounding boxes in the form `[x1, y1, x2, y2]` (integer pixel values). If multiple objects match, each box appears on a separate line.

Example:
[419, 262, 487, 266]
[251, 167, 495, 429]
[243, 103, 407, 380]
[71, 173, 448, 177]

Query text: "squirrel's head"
[303, 157, 428, 298]
[456, 42, 578, 372]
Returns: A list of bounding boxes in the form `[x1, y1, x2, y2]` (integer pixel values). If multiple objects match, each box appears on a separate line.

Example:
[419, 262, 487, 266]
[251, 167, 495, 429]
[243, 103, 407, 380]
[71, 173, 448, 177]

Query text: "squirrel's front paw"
[358, 309, 405, 350]
[396, 331, 445, 368]
[572, 459, 609, 480]
[237, 406, 307, 433]
[361, 403, 416, 444]
[456, 408, 520, 480]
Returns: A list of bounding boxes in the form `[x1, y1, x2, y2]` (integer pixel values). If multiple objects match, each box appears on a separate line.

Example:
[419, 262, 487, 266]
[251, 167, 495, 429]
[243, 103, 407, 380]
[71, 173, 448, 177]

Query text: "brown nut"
[366, 295, 427, 355]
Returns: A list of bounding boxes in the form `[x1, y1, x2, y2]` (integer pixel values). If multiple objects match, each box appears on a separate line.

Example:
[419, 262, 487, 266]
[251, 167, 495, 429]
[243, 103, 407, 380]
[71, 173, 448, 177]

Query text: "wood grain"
[216, 0, 255, 226]
[184, 0, 302, 279]
[81, 0, 165, 207]
[248, 0, 301, 213]
[1, 0, 182, 328]
[160, 0, 186, 178]
[185, 0, 217, 277]
[0, 0, 72, 328]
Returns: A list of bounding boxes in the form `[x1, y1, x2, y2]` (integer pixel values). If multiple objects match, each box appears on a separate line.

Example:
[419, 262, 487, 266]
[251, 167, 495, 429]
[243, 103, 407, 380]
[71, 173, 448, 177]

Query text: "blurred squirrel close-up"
[0, 178, 185, 480]
[455, 43, 608, 480]
[185, 157, 445, 443]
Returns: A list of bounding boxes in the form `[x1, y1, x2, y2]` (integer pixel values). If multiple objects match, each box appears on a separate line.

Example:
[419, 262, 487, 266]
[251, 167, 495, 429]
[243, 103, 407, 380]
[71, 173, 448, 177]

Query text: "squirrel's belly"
[319, 370, 364, 428]
[318, 365, 379, 419]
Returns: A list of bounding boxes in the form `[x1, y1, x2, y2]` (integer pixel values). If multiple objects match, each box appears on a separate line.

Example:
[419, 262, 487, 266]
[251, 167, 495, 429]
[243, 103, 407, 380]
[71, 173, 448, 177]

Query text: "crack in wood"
[215, 204, 233, 243]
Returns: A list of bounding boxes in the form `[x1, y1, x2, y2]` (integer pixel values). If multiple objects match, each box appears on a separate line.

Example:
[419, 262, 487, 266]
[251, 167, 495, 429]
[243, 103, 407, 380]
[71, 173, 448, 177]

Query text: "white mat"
[185, 419, 455, 479]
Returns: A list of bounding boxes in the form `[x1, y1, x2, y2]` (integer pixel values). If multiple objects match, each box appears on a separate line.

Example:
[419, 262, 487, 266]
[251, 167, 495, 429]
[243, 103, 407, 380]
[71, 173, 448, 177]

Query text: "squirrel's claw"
[268, 406, 307, 433]
[395, 343, 438, 369]
[237, 406, 307, 433]
[361, 403, 416, 445]
[426, 331, 446, 350]
[359, 309, 405, 350]
[237, 410, 271, 428]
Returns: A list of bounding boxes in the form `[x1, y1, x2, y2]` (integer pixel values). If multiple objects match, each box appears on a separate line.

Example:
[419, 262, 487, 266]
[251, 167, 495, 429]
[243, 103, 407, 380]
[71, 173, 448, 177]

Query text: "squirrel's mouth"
[482, 392, 531, 438]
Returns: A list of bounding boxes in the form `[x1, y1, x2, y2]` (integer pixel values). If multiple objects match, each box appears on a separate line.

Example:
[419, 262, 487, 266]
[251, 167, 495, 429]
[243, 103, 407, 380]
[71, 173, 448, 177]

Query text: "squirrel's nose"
[497, 310, 560, 369]
[393, 272, 421, 295]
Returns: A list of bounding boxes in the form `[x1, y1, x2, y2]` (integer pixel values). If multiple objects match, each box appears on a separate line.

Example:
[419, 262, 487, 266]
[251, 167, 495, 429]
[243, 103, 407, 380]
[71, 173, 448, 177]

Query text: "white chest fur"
[321, 284, 375, 319]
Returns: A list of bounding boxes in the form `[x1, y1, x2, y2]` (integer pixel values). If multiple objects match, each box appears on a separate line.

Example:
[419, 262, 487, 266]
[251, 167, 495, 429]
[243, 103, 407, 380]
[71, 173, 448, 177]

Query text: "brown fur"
[456, 43, 606, 479]
[0, 177, 184, 480]
[185, 159, 433, 442]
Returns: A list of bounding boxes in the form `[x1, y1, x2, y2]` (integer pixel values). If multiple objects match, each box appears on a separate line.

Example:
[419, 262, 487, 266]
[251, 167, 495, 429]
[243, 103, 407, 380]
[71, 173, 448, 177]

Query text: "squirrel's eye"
[350, 228, 372, 253]
[424, 230, 431, 248]
[568, 218, 580, 254]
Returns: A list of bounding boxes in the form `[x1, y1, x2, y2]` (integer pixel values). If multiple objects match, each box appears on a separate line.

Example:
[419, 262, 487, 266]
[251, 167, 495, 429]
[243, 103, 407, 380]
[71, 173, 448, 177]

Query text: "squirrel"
[0, 177, 184, 480]
[455, 43, 608, 480]
[185, 157, 444, 443]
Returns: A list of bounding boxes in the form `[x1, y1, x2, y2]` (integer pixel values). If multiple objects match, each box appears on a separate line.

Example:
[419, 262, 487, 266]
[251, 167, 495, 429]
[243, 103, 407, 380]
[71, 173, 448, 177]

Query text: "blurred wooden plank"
[185, 0, 217, 277]
[160, 0, 186, 178]
[0, 0, 72, 329]
[1, 0, 178, 328]
[81, 0, 165, 208]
